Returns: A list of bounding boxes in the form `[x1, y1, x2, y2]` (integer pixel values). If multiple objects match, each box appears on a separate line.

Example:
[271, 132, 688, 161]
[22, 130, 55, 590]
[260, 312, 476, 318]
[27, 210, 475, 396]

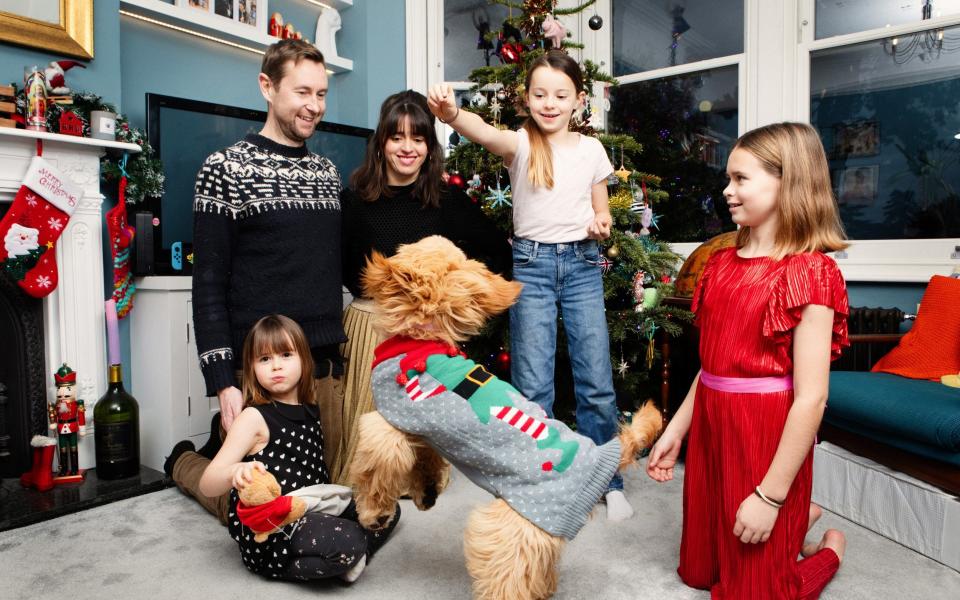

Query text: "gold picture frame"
[0, 0, 94, 60]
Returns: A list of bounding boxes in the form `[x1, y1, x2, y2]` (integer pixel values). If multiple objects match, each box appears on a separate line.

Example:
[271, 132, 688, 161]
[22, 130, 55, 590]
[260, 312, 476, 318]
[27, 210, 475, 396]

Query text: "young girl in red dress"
[647, 122, 849, 599]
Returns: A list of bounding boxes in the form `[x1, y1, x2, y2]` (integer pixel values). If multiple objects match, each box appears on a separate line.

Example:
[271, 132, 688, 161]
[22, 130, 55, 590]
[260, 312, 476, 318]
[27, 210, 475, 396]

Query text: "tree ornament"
[448, 172, 467, 189]
[449, 131, 461, 146]
[500, 42, 522, 64]
[496, 350, 511, 372]
[606, 244, 620, 258]
[542, 15, 566, 49]
[489, 96, 503, 122]
[470, 91, 488, 108]
[632, 271, 646, 304]
[496, 89, 507, 101]
[588, 15, 603, 31]
[485, 177, 512, 207]
[598, 255, 614, 273]
[616, 358, 630, 377]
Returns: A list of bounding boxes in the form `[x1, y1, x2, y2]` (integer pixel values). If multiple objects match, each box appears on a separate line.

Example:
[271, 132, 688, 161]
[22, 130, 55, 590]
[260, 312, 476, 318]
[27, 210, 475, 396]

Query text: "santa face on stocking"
[4, 223, 40, 257]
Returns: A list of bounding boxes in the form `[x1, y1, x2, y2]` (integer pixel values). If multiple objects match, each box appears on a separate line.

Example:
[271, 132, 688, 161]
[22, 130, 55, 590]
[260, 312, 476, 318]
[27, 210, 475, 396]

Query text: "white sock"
[340, 554, 367, 583]
[605, 490, 634, 521]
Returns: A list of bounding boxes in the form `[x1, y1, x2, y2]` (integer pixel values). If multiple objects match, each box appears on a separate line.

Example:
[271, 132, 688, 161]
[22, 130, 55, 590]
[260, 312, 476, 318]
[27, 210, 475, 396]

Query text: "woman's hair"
[350, 90, 445, 208]
[732, 122, 848, 259]
[241, 314, 316, 407]
[523, 49, 585, 189]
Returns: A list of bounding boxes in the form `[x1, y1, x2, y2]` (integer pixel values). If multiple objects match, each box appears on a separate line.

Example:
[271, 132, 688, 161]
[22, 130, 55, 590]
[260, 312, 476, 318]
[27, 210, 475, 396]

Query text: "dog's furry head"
[361, 236, 522, 346]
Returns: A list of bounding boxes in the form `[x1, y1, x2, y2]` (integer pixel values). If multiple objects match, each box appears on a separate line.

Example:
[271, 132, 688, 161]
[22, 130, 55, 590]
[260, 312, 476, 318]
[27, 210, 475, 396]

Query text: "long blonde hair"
[523, 50, 585, 189]
[241, 314, 316, 407]
[733, 122, 848, 259]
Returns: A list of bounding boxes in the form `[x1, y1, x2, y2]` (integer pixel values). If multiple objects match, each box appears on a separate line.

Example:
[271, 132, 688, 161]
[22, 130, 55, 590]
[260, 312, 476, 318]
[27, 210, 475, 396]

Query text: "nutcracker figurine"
[49, 363, 86, 483]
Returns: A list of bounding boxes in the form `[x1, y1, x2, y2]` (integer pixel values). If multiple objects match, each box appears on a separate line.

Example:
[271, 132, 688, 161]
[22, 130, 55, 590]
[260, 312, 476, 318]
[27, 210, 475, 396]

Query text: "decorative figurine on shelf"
[269, 12, 283, 37]
[58, 110, 83, 136]
[23, 66, 48, 132]
[49, 363, 86, 483]
[314, 6, 342, 59]
[44, 60, 86, 96]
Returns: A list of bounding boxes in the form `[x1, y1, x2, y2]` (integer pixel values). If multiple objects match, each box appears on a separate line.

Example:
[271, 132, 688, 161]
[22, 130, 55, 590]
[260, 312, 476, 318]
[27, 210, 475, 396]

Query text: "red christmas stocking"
[0, 156, 81, 298]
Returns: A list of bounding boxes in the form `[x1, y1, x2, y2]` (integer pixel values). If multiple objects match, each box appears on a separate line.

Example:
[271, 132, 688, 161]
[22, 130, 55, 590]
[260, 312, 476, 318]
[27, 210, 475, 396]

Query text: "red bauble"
[496, 351, 511, 372]
[500, 43, 522, 64]
[448, 173, 466, 189]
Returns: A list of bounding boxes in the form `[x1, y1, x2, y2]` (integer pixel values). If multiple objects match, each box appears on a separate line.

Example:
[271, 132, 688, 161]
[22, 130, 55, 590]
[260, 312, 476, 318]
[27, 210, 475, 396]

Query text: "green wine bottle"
[94, 364, 140, 479]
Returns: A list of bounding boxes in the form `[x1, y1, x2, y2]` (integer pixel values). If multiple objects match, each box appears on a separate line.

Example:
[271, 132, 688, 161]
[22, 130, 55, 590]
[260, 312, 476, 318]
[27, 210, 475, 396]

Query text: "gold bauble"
[606, 245, 620, 258]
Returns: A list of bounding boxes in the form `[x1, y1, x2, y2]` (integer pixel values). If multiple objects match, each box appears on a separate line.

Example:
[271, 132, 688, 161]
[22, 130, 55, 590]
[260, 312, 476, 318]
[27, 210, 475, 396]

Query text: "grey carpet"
[2, 466, 957, 599]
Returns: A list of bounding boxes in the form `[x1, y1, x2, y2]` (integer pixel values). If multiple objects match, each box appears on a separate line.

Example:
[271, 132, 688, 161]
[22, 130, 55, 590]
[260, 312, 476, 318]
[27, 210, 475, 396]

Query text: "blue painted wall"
[1, 1, 406, 389]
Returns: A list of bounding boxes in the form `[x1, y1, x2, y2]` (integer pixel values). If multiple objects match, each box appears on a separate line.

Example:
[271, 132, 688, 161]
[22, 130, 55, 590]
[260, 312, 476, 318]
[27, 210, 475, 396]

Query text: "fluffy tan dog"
[348, 236, 662, 600]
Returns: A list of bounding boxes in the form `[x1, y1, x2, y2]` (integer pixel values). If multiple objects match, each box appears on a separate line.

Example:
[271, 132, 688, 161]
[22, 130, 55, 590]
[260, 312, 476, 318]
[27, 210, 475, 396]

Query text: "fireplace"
[0, 265, 46, 478]
[0, 128, 142, 474]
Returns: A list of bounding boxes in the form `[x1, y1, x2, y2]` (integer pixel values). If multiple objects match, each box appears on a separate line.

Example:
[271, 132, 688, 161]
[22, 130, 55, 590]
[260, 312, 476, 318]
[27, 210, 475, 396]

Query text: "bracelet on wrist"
[754, 485, 785, 509]
[438, 105, 460, 125]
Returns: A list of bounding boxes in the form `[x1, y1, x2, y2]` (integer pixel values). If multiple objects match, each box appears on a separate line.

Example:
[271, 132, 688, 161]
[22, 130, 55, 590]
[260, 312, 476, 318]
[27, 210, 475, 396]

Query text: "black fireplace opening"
[0, 270, 47, 479]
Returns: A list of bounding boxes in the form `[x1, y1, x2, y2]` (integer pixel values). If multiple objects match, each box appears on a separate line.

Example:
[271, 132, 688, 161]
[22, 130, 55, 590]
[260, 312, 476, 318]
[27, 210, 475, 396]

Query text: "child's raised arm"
[427, 83, 518, 162]
[198, 406, 269, 498]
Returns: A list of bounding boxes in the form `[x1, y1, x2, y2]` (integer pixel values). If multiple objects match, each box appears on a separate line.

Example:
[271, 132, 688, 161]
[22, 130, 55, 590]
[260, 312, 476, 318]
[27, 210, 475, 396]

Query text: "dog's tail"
[617, 401, 664, 471]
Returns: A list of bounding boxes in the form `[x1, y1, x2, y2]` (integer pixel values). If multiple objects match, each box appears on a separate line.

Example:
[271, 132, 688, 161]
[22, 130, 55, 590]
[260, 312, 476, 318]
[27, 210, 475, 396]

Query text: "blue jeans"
[509, 237, 622, 491]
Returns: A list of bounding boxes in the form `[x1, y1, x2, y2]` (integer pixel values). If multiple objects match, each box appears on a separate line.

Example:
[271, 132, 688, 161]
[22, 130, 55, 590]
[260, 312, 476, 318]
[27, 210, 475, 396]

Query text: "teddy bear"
[235, 469, 307, 543]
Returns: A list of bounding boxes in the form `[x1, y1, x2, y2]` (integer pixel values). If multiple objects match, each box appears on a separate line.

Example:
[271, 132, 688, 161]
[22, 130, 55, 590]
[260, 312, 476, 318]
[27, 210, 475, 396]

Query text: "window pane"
[810, 26, 960, 240]
[444, 0, 510, 82]
[612, 0, 743, 76]
[608, 67, 739, 243]
[816, 0, 960, 40]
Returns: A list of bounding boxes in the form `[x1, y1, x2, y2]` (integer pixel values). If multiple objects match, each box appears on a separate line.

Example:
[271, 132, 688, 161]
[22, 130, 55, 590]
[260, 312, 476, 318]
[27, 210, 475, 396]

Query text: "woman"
[332, 90, 510, 483]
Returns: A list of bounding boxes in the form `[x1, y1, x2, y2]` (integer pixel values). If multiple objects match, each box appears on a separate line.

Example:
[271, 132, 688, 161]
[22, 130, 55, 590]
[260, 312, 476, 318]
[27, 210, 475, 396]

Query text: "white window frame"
[797, 1, 960, 282]
[406, 0, 960, 282]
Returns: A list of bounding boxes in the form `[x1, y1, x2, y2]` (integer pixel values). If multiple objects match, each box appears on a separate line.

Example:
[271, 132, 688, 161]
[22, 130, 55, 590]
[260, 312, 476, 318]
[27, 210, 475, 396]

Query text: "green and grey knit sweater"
[371, 336, 621, 539]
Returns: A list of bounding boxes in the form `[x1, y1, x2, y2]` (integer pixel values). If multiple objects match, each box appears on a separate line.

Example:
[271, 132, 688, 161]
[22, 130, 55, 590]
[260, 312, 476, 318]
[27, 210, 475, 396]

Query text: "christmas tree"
[444, 0, 691, 417]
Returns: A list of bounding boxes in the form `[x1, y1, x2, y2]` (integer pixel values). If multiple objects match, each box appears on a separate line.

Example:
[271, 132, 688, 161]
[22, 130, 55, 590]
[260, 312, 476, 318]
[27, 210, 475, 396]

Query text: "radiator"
[833, 306, 910, 371]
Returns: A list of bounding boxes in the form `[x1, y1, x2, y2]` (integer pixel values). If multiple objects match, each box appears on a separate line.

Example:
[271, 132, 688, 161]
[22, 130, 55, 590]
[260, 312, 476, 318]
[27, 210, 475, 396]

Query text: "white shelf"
[119, 0, 353, 73]
[0, 127, 142, 153]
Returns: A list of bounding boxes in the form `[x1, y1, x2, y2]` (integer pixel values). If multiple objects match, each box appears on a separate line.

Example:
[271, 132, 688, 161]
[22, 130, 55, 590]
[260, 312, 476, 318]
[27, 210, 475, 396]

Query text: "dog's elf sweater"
[370, 336, 621, 539]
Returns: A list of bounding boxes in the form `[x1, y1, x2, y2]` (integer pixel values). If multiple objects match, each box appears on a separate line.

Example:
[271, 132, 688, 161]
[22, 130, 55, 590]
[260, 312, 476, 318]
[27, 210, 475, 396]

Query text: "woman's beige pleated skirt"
[329, 297, 384, 484]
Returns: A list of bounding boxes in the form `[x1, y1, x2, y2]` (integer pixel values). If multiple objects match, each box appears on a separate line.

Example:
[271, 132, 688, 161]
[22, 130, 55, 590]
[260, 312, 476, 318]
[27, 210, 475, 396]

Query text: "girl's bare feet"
[802, 529, 846, 563]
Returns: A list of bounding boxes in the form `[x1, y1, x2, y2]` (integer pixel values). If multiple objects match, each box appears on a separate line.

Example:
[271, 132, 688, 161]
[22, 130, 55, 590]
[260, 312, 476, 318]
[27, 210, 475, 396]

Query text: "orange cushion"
[872, 275, 960, 380]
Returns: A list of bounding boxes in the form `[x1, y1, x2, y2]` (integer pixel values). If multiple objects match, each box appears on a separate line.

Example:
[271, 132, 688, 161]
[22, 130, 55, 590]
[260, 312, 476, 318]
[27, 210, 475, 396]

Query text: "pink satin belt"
[700, 370, 793, 393]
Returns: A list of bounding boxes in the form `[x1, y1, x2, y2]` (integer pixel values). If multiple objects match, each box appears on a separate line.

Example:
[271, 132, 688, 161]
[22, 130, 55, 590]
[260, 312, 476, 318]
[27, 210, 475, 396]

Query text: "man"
[165, 39, 347, 524]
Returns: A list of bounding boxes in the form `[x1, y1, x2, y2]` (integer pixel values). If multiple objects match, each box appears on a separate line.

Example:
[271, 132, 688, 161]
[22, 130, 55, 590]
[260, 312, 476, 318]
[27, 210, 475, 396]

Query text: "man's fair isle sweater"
[370, 337, 621, 539]
[192, 133, 346, 395]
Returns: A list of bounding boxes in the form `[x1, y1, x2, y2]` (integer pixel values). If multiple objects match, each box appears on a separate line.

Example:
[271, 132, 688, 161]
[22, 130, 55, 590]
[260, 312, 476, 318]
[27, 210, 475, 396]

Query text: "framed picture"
[836, 165, 879, 206]
[213, 0, 234, 19]
[236, 0, 267, 29]
[0, 0, 93, 59]
[176, 0, 212, 14]
[833, 120, 880, 158]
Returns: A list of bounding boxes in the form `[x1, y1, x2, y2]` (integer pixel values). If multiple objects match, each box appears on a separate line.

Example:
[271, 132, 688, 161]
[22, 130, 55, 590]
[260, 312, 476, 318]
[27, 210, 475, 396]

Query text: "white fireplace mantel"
[0, 128, 140, 469]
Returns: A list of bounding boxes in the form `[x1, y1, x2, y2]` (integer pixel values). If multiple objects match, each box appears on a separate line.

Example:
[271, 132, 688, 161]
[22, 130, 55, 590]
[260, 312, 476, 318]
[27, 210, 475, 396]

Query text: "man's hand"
[218, 386, 243, 432]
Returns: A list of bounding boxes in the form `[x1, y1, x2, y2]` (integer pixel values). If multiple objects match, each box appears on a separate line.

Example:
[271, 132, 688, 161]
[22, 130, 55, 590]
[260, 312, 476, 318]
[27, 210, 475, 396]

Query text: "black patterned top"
[227, 401, 329, 577]
[191, 134, 347, 396]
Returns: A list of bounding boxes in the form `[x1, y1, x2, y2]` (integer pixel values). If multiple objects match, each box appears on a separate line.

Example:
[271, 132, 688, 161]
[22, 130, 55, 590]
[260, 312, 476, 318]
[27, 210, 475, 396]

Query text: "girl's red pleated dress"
[680, 248, 849, 599]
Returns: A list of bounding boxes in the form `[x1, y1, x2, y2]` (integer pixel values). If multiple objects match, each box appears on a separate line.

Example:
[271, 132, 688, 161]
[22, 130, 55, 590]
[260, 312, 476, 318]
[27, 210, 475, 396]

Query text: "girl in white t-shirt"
[427, 50, 634, 520]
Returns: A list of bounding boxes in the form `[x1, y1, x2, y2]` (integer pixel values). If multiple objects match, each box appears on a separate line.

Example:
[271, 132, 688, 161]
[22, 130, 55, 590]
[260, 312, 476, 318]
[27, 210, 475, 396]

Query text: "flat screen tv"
[144, 93, 372, 275]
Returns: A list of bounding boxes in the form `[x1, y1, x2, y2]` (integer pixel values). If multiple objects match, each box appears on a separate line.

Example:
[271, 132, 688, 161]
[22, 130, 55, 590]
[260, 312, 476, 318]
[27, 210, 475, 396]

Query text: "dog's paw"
[414, 482, 439, 511]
